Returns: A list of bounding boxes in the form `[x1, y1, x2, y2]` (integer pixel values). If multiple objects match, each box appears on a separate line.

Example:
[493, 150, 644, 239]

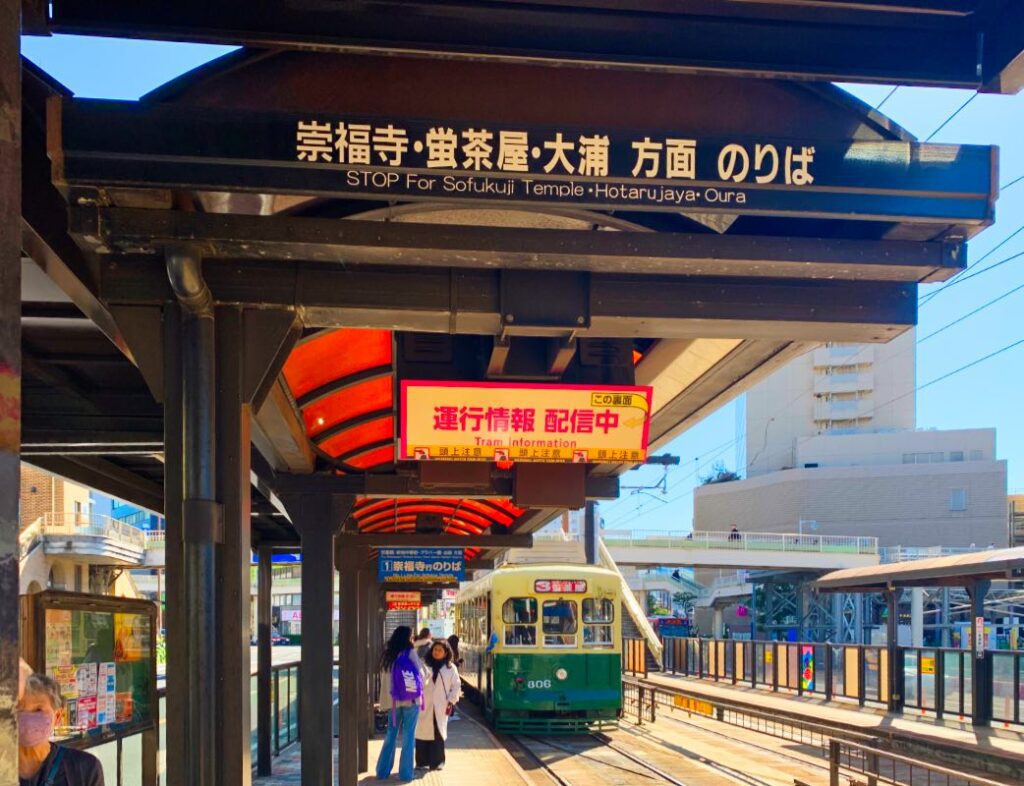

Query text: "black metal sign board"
[53, 99, 997, 224]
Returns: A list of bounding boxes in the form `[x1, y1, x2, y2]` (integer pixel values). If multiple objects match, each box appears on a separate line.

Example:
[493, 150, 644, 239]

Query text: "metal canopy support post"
[885, 589, 903, 714]
[171, 248, 221, 786]
[162, 303, 186, 786]
[968, 579, 993, 726]
[0, 0, 19, 778]
[284, 494, 353, 786]
[215, 306, 253, 786]
[584, 501, 598, 565]
[257, 544, 273, 776]
[336, 544, 367, 786]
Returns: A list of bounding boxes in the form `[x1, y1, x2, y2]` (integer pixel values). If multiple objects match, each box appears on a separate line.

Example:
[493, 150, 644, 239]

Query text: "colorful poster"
[114, 614, 149, 662]
[401, 381, 653, 463]
[65, 699, 79, 730]
[45, 610, 73, 668]
[116, 692, 133, 723]
[78, 697, 97, 730]
[800, 645, 815, 691]
[75, 663, 97, 698]
[378, 548, 464, 583]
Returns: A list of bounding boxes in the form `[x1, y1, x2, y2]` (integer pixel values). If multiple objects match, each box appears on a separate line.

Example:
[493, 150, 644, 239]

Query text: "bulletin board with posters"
[21, 591, 158, 746]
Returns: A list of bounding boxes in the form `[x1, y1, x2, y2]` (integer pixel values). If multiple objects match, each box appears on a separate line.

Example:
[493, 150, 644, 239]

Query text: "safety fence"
[622, 637, 648, 678]
[602, 528, 879, 554]
[662, 637, 1024, 726]
[827, 739, 1008, 786]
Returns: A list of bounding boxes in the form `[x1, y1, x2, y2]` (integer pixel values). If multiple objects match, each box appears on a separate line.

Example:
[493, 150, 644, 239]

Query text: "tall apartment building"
[697, 336, 1008, 549]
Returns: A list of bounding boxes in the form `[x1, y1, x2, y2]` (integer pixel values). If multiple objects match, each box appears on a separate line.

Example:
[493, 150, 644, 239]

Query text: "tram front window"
[503, 597, 537, 646]
[542, 600, 578, 647]
[583, 598, 615, 647]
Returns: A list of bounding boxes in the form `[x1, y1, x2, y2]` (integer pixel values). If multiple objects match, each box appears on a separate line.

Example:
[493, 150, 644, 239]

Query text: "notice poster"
[76, 663, 97, 698]
[78, 697, 97, 730]
[800, 646, 815, 692]
[31, 593, 156, 741]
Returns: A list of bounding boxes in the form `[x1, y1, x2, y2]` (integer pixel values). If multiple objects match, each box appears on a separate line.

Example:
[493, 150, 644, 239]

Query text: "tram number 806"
[525, 679, 552, 689]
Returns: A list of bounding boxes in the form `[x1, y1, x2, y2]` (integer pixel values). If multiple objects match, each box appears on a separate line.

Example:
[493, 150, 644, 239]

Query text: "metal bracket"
[182, 499, 225, 544]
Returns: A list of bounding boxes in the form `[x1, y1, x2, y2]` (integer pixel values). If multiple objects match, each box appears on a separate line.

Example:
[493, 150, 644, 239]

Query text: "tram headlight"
[555, 668, 568, 681]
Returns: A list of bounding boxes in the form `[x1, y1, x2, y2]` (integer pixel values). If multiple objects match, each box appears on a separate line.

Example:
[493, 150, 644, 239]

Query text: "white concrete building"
[743, 333, 916, 477]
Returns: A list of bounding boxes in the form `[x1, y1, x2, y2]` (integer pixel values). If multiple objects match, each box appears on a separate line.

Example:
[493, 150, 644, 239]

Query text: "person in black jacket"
[19, 673, 104, 786]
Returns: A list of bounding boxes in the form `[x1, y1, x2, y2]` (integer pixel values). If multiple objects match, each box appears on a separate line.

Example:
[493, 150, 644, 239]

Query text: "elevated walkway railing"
[19, 512, 147, 562]
[602, 529, 879, 555]
[662, 636, 1024, 728]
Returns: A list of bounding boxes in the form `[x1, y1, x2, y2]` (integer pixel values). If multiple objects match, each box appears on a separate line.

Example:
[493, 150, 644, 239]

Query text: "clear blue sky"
[20, 35, 1024, 533]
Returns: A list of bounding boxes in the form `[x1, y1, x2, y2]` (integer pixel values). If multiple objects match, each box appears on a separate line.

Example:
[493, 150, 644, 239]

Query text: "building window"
[949, 488, 968, 512]
[902, 453, 914, 464]
[970, 449, 984, 461]
[950, 451, 964, 462]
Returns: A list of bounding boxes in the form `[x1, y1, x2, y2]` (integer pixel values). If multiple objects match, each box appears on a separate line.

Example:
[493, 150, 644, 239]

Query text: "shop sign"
[378, 547, 465, 583]
[386, 591, 422, 611]
[920, 656, 936, 675]
[534, 579, 587, 593]
[401, 381, 652, 463]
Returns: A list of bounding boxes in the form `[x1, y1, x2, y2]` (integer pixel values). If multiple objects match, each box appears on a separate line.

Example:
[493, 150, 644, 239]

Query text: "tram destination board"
[53, 99, 996, 223]
[401, 380, 652, 463]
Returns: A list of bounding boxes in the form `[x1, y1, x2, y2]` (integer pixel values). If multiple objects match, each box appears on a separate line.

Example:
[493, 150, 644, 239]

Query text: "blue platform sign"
[378, 548, 465, 584]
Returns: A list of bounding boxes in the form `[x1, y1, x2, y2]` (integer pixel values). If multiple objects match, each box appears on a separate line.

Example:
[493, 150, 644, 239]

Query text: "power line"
[1000, 172, 1024, 192]
[919, 225, 1024, 305]
[873, 86, 900, 112]
[918, 279, 1024, 345]
[924, 92, 977, 142]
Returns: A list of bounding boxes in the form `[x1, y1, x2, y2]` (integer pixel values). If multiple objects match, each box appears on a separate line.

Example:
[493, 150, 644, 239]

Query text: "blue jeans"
[375, 704, 419, 781]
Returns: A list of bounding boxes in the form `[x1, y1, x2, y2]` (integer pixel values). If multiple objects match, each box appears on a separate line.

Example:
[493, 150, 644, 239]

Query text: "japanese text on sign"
[534, 580, 587, 593]
[401, 381, 653, 463]
[385, 591, 422, 611]
[379, 548, 465, 584]
[296, 120, 815, 185]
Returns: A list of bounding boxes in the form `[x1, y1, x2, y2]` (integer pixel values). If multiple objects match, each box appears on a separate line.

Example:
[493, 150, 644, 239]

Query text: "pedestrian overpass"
[602, 530, 880, 571]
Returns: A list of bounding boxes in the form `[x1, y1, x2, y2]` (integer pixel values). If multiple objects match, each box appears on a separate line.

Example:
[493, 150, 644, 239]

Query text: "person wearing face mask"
[19, 673, 104, 786]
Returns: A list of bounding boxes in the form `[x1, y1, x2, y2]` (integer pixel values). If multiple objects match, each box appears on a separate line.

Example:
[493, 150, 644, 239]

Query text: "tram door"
[485, 595, 493, 704]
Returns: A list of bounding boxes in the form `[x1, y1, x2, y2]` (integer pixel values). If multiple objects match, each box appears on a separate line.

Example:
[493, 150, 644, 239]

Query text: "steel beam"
[24, 454, 164, 513]
[98, 257, 918, 342]
[336, 532, 532, 548]
[271, 467, 619, 500]
[70, 208, 963, 282]
[39, 1, 1001, 90]
[0, 0, 18, 776]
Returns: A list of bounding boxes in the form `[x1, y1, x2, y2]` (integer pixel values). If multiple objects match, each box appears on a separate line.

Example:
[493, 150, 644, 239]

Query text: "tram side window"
[502, 597, 537, 646]
[542, 600, 578, 647]
[583, 598, 615, 647]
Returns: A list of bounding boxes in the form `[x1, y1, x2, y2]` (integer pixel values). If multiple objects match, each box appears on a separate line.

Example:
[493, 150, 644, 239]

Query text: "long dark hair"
[380, 625, 413, 672]
[425, 638, 453, 670]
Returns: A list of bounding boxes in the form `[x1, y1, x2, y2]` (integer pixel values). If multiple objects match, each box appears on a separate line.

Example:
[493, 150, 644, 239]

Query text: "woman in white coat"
[414, 639, 461, 771]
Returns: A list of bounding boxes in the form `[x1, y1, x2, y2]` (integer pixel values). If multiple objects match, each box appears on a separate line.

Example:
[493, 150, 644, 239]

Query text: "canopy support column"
[584, 501, 598, 565]
[968, 579, 993, 726]
[885, 589, 903, 714]
[336, 544, 368, 786]
[0, 0, 20, 778]
[284, 494, 354, 786]
[256, 544, 274, 776]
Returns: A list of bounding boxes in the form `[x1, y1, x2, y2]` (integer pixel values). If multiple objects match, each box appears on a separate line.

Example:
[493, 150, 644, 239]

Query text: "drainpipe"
[166, 247, 219, 786]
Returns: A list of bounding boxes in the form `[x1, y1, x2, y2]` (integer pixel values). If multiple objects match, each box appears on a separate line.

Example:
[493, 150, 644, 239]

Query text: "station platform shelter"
[4, 3, 1024, 786]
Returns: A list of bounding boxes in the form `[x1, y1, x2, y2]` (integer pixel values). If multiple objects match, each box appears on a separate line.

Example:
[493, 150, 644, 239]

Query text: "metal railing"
[37, 512, 147, 549]
[143, 530, 166, 545]
[602, 529, 879, 555]
[880, 545, 984, 563]
[828, 739, 1008, 786]
[664, 637, 1024, 728]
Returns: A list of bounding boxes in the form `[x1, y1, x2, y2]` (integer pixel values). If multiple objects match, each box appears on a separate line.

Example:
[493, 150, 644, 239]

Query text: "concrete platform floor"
[254, 708, 529, 785]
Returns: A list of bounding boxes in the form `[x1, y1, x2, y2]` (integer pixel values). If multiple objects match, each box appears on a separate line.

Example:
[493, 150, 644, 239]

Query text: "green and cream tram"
[454, 563, 622, 733]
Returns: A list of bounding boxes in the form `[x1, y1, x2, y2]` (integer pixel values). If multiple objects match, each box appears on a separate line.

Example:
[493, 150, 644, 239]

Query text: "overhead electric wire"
[923, 92, 977, 142]
[919, 224, 1024, 305]
[917, 278, 1024, 345]
[873, 86, 900, 111]
[1000, 172, 1024, 192]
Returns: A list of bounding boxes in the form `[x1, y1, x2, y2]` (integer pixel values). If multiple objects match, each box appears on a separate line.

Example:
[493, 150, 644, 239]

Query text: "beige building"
[744, 334, 916, 477]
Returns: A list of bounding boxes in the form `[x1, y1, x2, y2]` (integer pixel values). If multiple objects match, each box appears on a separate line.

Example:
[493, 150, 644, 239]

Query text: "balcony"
[813, 396, 873, 422]
[20, 512, 147, 566]
[813, 370, 873, 396]
[813, 344, 873, 368]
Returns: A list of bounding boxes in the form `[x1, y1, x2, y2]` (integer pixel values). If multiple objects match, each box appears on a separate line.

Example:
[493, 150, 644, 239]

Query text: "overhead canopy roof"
[31, 0, 1024, 94]
[815, 548, 1024, 591]
[16, 40, 1001, 555]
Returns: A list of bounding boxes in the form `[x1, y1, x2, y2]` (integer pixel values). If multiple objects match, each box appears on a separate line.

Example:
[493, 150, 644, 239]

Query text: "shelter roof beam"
[68, 208, 963, 283]
[38, 0, 1009, 90]
[96, 257, 918, 343]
